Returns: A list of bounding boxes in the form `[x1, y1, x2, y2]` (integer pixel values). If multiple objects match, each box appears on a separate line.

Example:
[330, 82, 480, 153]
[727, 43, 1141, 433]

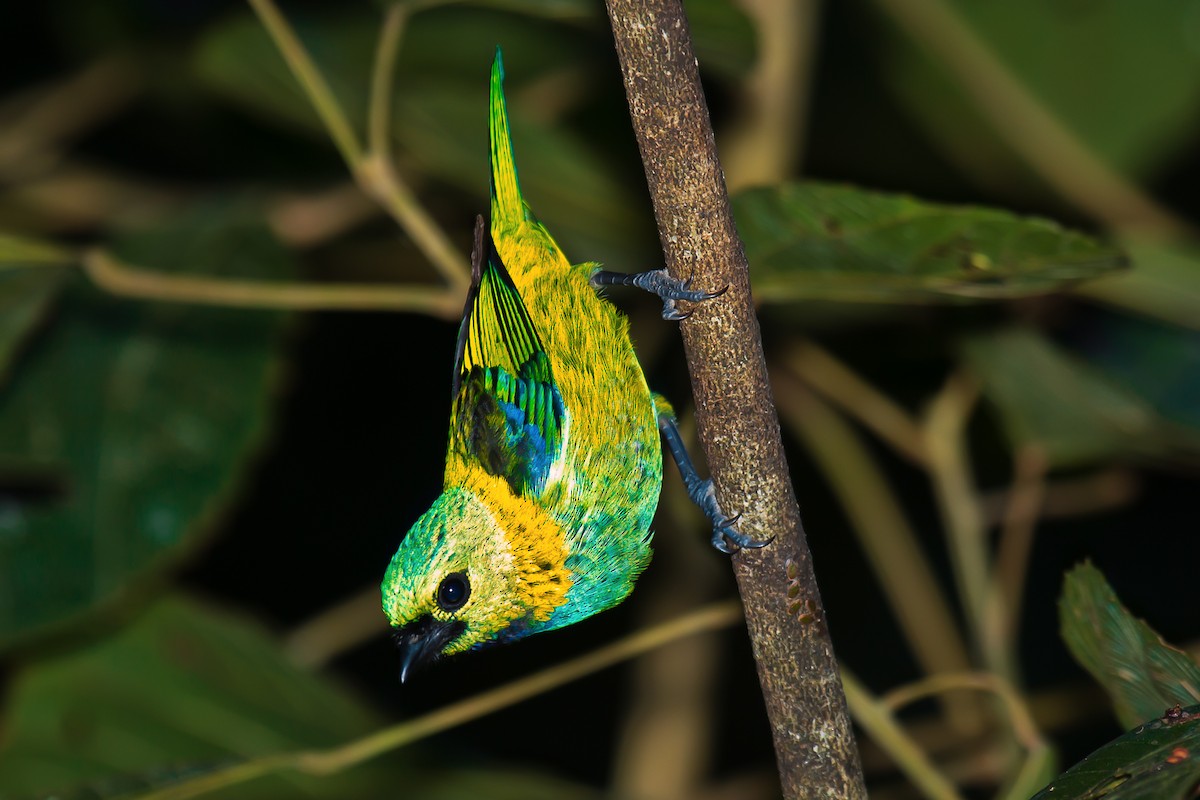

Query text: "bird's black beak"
[393, 615, 466, 683]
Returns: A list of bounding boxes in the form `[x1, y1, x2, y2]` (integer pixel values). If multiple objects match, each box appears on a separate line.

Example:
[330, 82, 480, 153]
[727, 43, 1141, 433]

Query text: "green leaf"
[0, 202, 292, 652]
[880, 1, 1200, 184]
[0, 232, 76, 267]
[960, 328, 1169, 469]
[1060, 563, 1200, 730]
[1030, 704, 1200, 800]
[734, 182, 1125, 304]
[0, 595, 404, 799]
[0, 269, 66, 389]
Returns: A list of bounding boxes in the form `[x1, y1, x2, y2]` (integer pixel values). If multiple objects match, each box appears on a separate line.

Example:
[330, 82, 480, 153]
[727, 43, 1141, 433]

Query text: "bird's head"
[381, 480, 573, 681]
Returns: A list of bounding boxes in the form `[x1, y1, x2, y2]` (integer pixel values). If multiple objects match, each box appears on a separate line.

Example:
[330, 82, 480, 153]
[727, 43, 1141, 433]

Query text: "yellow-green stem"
[883, 672, 1045, 754]
[369, 5, 407, 161]
[923, 372, 992, 671]
[247, 0, 364, 167]
[132, 601, 743, 800]
[82, 248, 462, 318]
[842, 670, 964, 800]
[983, 445, 1047, 683]
[784, 340, 927, 466]
[248, 0, 471, 290]
[775, 373, 977, 733]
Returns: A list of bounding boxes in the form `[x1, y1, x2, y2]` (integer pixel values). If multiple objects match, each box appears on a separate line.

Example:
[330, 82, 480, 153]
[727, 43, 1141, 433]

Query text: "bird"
[381, 48, 768, 682]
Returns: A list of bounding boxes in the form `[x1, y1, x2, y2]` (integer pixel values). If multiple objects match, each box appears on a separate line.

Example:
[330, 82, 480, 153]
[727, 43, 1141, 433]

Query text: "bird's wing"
[449, 217, 565, 497]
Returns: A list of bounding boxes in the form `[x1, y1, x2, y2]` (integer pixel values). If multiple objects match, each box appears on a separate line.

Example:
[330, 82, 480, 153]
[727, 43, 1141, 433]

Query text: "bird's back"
[474, 51, 660, 620]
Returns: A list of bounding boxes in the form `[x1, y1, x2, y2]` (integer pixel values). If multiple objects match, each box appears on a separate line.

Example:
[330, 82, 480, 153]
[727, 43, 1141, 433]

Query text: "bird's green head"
[381, 477, 573, 681]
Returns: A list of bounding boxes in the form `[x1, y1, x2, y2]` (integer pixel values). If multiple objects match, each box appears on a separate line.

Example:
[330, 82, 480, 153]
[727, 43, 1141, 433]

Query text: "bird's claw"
[690, 478, 771, 554]
[661, 299, 692, 322]
[712, 525, 773, 554]
[633, 269, 724, 321]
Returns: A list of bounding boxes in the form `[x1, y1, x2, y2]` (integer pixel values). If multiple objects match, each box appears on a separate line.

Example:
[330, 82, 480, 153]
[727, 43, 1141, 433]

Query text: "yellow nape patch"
[465, 468, 573, 623]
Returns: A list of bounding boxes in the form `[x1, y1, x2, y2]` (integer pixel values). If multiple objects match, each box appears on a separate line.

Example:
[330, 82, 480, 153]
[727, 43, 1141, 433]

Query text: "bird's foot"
[635, 269, 727, 321]
[689, 478, 773, 554]
[591, 268, 726, 321]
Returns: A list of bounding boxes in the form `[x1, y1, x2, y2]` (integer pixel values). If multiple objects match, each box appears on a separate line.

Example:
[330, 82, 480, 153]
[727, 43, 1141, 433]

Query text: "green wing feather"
[451, 219, 564, 497]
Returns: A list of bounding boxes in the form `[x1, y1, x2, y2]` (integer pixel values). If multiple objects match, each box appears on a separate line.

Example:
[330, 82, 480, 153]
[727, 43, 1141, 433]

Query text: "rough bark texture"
[604, 2, 867, 797]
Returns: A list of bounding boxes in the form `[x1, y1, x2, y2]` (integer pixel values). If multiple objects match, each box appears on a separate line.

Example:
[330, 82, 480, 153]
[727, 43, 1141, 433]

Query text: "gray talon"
[661, 299, 690, 321]
[712, 530, 737, 554]
[591, 268, 723, 321]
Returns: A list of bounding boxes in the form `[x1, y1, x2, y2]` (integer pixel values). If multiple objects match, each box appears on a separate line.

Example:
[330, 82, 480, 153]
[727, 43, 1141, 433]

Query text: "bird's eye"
[436, 572, 471, 612]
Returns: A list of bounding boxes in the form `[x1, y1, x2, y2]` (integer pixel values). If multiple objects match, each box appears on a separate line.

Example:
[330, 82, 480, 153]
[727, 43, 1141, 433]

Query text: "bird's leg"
[591, 268, 726, 321]
[656, 405, 772, 554]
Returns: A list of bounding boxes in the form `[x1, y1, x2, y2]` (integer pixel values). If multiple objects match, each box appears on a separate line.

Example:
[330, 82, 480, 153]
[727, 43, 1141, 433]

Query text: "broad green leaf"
[194, 9, 656, 267]
[0, 269, 66, 388]
[880, 1, 1200, 185]
[961, 328, 1169, 469]
[734, 182, 1125, 304]
[0, 231, 76, 267]
[1030, 704, 1200, 800]
[0, 596, 404, 799]
[1077, 239, 1200, 332]
[1060, 563, 1200, 730]
[0, 202, 292, 651]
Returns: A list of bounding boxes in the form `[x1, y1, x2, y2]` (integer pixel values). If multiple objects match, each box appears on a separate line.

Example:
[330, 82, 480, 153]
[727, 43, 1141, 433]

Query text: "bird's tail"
[489, 48, 524, 230]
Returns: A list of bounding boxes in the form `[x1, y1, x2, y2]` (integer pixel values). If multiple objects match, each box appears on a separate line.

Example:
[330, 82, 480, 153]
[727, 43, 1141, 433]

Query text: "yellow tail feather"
[490, 48, 524, 228]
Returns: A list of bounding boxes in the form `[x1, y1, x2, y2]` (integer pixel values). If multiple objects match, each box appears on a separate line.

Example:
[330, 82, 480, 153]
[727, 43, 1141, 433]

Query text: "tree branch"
[603, 2, 866, 796]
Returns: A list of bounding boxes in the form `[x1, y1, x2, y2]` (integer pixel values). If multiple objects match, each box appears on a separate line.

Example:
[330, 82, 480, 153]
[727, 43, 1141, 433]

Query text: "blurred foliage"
[0, 596, 403, 799]
[1038, 564, 1200, 800]
[960, 328, 1181, 469]
[0, 204, 292, 652]
[1059, 563, 1200, 731]
[879, 0, 1200, 190]
[0, 0, 1198, 798]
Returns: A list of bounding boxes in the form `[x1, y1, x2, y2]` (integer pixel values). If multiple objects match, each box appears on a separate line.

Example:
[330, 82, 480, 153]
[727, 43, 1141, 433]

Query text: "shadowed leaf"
[0, 596, 403, 799]
[1060, 563, 1200, 729]
[1068, 308, 1200, 446]
[734, 182, 1124, 304]
[0, 269, 66, 388]
[1030, 703, 1200, 800]
[0, 203, 292, 652]
[960, 328, 1178, 469]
